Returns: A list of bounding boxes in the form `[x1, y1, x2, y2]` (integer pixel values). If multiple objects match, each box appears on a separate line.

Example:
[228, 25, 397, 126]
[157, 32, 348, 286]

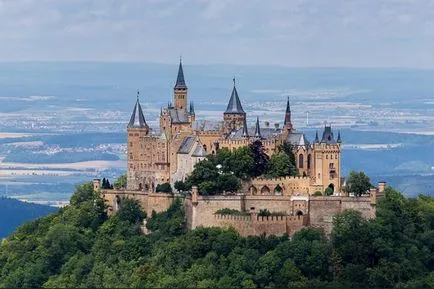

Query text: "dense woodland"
[1, 182, 434, 288]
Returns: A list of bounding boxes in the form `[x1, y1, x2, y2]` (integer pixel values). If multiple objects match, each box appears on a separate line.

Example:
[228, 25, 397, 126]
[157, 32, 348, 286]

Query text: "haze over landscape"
[0, 0, 434, 205]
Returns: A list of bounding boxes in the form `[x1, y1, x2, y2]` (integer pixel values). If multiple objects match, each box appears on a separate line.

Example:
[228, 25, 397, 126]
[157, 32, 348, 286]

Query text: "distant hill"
[0, 197, 58, 238]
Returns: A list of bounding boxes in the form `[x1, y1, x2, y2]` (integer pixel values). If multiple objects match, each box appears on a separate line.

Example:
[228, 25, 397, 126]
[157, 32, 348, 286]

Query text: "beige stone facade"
[126, 60, 343, 195]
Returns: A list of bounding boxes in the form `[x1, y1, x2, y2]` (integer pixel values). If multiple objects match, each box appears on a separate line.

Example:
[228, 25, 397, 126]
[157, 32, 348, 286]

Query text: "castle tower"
[223, 78, 246, 133]
[127, 91, 149, 190]
[313, 125, 342, 193]
[284, 97, 294, 132]
[174, 59, 188, 110]
[189, 101, 196, 123]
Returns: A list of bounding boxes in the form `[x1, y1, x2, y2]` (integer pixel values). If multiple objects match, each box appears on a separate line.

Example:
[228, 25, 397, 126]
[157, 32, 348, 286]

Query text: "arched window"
[307, 154, 311, 169]
[298, 154, 304, 168]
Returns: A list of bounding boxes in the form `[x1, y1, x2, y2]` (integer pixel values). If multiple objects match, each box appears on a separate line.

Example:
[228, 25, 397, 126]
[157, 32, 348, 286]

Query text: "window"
[307, 154, 311, 170]
[298, 154, 304, 168]
[129, 153, 133, 160]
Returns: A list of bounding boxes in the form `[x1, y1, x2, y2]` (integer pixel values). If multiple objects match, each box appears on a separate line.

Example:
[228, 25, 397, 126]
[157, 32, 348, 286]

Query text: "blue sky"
[0, 0, 434, 67]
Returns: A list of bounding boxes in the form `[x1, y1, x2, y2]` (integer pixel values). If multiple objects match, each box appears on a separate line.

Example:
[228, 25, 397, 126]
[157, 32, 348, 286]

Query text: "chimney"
[264, 121, 270, 128]
[378, 182, 386, 194]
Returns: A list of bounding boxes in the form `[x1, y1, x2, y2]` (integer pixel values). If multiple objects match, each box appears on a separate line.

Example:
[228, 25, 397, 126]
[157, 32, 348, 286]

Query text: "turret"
[242, 118, 249, 138]
[254, 117, 262, 138]
[284, 97, 294, 132]
[173, 58, 188, 110]
[128, 91, 149, 133]
[127, 91, 150, 190]
[223, 77, 246, 133]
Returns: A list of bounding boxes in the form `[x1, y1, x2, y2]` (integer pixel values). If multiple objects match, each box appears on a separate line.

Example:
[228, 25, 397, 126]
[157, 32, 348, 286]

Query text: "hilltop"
[0, 183, 434, 288]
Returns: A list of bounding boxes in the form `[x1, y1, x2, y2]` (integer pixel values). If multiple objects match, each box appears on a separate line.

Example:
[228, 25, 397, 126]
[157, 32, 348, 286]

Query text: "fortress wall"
[211, 214, 306, 237]
[308, 196, 373, 234]
[244, 195, 293, 214]
[101, 190, 174, 216]
[248, 176, 312, 196]
[187, 195, 244, 229]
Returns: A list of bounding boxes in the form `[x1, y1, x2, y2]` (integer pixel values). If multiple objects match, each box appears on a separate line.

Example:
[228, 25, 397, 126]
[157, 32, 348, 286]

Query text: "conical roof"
[174, 59, 187, 89]
[254, 117, 261, 138]
[225, 78, 245, 114]
[128, 92, 148, 128]
[242, 118, 249, 137]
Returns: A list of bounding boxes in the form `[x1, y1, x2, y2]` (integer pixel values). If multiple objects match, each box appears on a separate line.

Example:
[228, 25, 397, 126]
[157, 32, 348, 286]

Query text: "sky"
[1, 0, 434, 68]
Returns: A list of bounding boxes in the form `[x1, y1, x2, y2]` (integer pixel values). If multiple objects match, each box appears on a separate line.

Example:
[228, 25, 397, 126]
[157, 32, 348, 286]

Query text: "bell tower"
[223, 78, 246, 133]
[174, 58, 188, 110]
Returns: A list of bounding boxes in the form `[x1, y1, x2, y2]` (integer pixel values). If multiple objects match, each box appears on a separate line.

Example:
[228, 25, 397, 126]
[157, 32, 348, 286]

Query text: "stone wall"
[308, 196, 375, 234]
[202, 214, 306, 237]
[101, 189, 174, 216]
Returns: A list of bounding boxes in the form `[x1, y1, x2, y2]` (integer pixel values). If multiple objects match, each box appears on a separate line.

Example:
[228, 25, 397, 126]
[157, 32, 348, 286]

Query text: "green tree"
[174, 181, 188, 192]
[277, 141, 298, 176]
[113, 173, 127, 189]
[325, 187, 334, 196]
[344, 171, 371, 196]
[116, 197, 146, 224]
[266, 151, 292, 178]
[249, 140, 270, 177]
[156, 182, 173, 193]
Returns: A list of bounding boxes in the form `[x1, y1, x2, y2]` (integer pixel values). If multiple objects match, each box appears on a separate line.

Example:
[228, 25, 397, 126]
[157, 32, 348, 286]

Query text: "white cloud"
[0, 0, 433, 67]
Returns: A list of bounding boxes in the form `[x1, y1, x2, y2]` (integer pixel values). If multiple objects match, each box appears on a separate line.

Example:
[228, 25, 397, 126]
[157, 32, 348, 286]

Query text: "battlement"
[254, 175, 310, 182]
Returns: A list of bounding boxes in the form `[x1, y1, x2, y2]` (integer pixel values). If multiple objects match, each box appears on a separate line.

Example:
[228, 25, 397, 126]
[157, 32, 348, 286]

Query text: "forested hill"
[0, 197, 57, 238]
[1, 184, 434, 288]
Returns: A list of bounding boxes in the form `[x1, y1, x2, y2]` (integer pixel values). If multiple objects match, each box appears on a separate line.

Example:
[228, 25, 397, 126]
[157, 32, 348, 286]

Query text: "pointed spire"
[128, 91, 148, 128]
[160, 107, 163, 117]
[254, 117, 261, 138]
[286, 96, 291, 113]
[174, 58, 187, 89]
[242, 118, 249, 137]
[337, 131, 342, 143]
[315, 130, 319, 143]
[189, 101, 195, 114]
[284, 96, 293, 131]
[225, 77, 245, 114]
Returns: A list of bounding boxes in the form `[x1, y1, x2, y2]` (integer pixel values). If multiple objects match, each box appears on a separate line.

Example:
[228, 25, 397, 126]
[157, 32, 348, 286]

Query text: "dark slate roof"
[286, 133, 309, 146]
[192, 120, 224, 131]
[242, 118, 249, 137]
[314, 131, 319, 143]
[226, 126, 281, 140]
[174, 60, 187, 89]
[192, 144, 207, 157]
[321, 126, 336, 144]
[128, 98, 147, 128]
[178, 136, 196, 154]
[224, 83, 245, 114]
[254, 117, 261, 137]
[337, 131, 342, 143]
[168, 108, 189, 123]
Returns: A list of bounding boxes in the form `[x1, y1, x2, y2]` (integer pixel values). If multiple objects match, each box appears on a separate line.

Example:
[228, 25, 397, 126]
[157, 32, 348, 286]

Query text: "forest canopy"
[0, 184, 434, 288]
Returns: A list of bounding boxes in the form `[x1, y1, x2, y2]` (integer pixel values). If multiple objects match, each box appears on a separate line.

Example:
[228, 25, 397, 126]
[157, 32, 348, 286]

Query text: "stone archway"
[328, 183, 335, 193]
[249, 185, 258, 195]
[274, 184, 283, 195]
[261, 186, 270, 195]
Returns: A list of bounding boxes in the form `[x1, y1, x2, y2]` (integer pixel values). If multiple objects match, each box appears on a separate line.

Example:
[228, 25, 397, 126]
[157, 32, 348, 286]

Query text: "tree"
[174, 181, 188, 192]
[266, 152, 292, 178]
[249, 140, 269, 177]
[156, 183, 172, 193]
[325, 187, 334, 196]
[277, 141, 298, 176]
[116, 198, 146, 224]
[113, 174, 127, 189]
[344, 171, 371, 196]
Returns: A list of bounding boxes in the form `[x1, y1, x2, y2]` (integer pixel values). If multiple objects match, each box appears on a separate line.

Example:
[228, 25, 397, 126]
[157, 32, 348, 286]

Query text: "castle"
[127, 60, 342, 195]
[98, 60, 381, 237]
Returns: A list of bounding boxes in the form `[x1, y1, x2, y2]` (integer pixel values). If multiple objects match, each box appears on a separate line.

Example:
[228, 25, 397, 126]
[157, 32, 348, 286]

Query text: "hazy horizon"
[1, 1, 434, 68]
